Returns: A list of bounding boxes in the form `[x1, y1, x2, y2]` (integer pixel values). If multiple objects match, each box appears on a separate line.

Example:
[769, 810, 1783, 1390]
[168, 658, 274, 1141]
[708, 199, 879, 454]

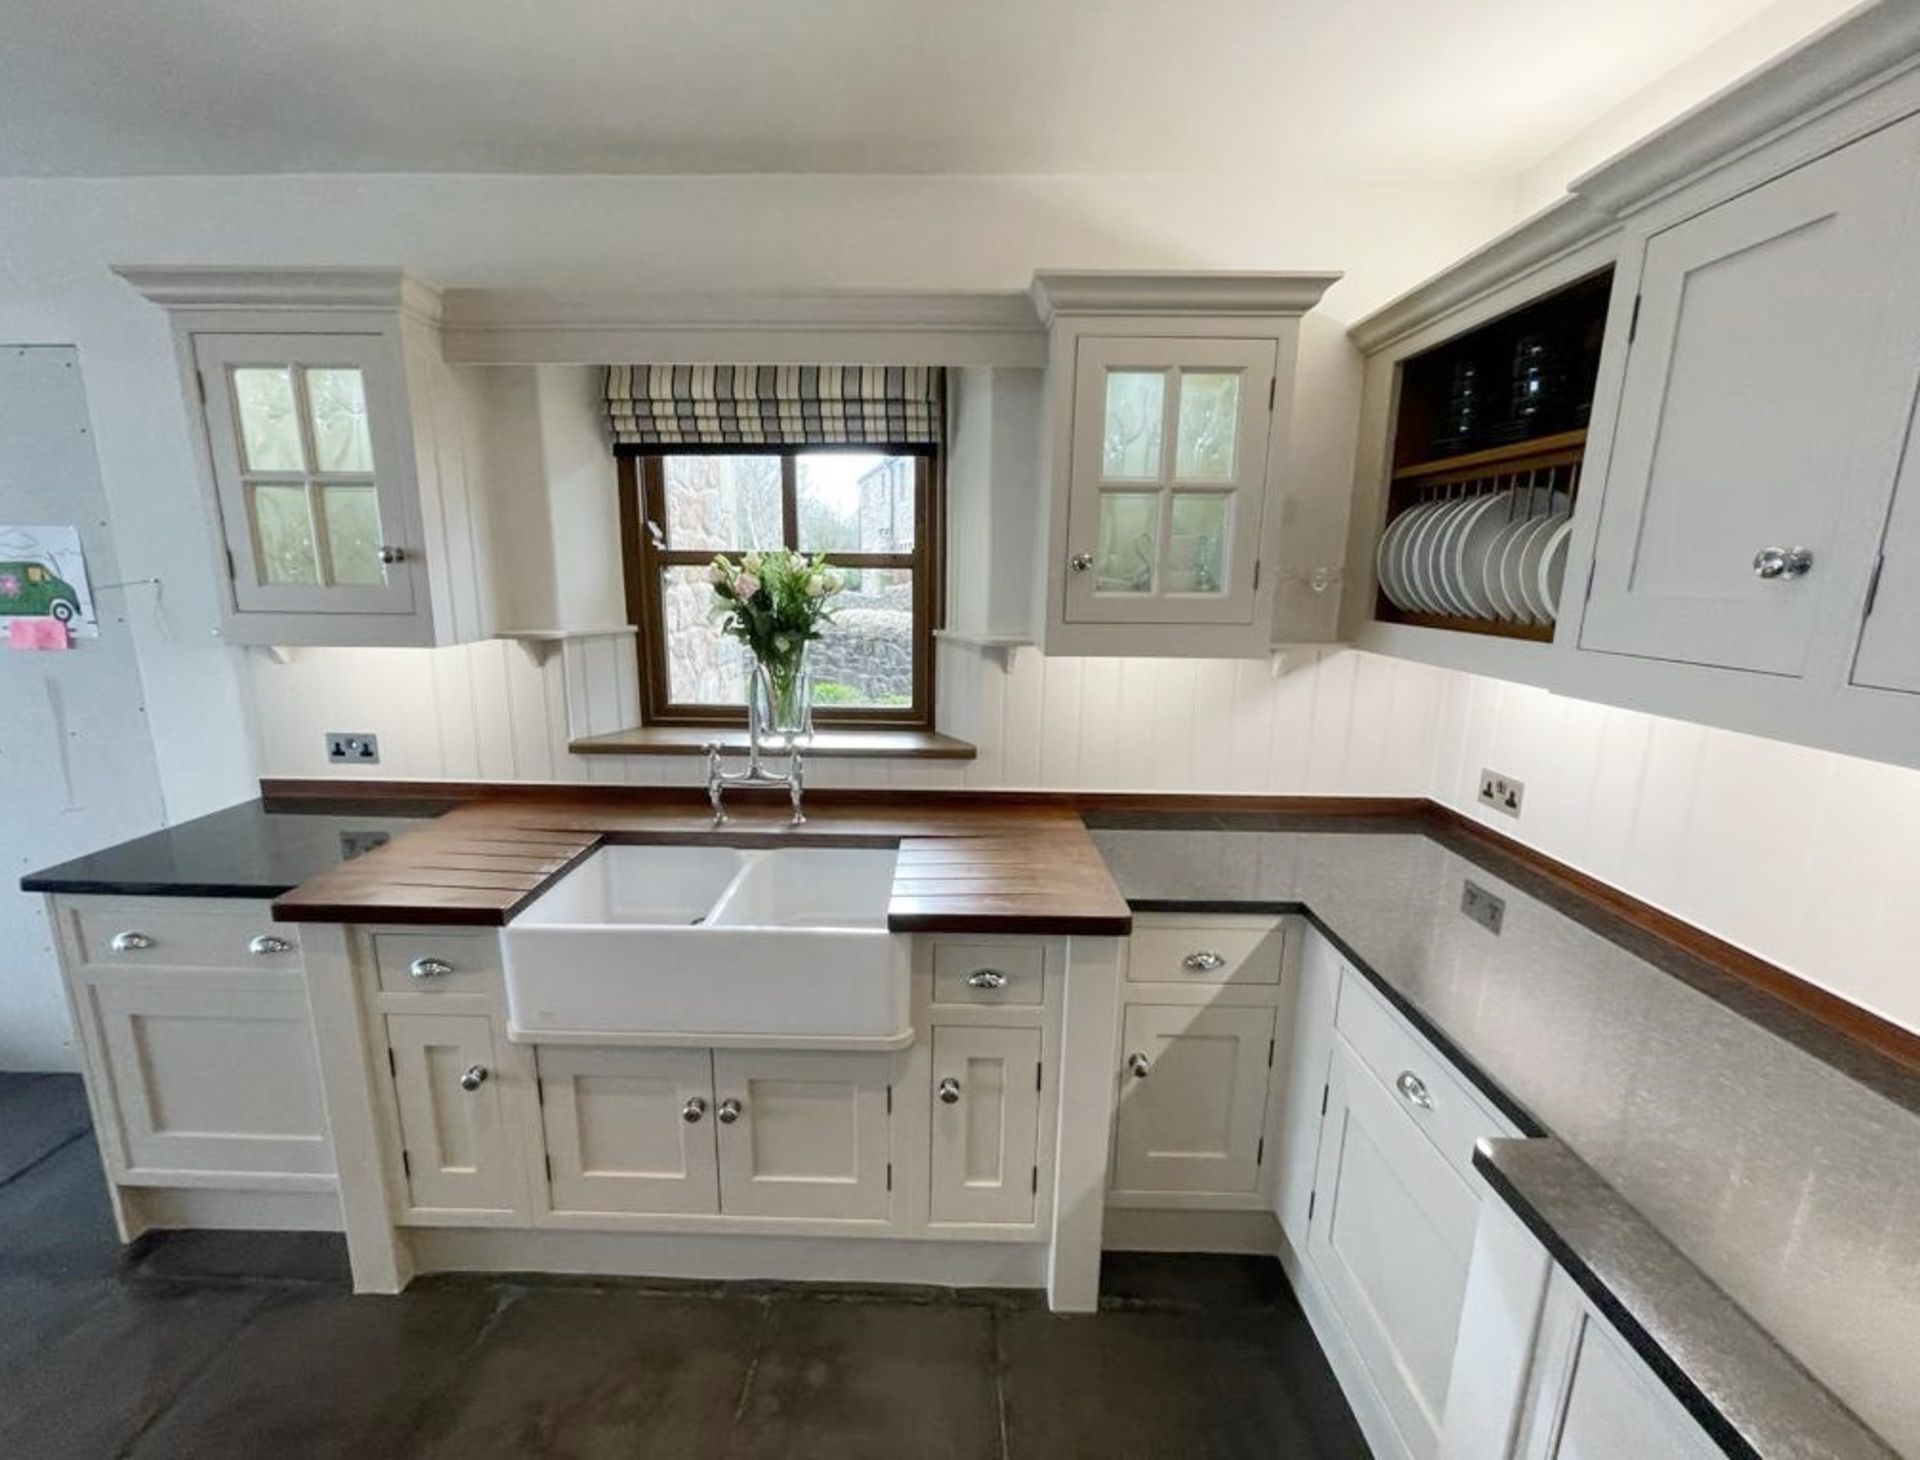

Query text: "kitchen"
[2, 2, 1918, 1456]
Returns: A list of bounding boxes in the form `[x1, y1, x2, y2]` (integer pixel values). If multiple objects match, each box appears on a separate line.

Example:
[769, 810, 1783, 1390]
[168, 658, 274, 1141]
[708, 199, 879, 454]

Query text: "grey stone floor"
[0, 1072, 1368, 1459]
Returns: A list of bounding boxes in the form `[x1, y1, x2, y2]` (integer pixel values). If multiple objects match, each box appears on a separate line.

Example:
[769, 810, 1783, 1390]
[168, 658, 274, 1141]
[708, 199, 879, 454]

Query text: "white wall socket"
[326, 732, 381, 765]
[1478, 769, 1524, 817]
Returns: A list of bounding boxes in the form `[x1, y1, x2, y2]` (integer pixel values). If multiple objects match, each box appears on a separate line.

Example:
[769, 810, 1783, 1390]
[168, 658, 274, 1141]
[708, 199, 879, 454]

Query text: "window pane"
[252, 484, 320, 584]
[814, 568, 915, 708]
[663, 456, 783, 551]
[322, 484, 385, 586]
[662, 564, 751, 706]
[1176, 372, 1240, 481]
[1167, 494, 1230, 593]
[1102, 370, 1166, 479]
[797, 453, 916, 553]
[233, 368, 304, 472]
[306, 368, 374, 473]
[1093, 492, 1159, 593]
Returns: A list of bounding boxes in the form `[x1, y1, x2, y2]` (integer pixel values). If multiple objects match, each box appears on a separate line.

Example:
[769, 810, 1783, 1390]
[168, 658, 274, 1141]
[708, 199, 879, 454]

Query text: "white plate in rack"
[1411, 498, 1470, 615]
[1428, 497, 1483, 617]
[1534, 517, 1575, 624]
[1447, 491, 1518, 620]
[1375, 505, 1423, 610]
[1511, 511, 1568, 624]
[1399, 500, 1450, 613]
[1480, 513, 1533, 621]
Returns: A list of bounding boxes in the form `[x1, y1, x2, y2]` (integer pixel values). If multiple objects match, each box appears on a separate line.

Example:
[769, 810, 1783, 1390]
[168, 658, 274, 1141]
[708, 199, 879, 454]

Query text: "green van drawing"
[0, 560, 82, 622]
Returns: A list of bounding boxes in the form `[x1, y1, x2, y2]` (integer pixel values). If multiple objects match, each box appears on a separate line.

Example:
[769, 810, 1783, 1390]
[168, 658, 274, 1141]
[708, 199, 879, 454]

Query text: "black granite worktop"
[1086, 812, 1914, 1459]
[20, 799, 441, 900]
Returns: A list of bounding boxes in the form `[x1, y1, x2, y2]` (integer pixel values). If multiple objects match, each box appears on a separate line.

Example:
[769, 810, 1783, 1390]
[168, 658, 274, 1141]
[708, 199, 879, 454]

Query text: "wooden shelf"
[1374, 607, 1556, 642]
[569, 725, 977, 760]
[1392, 429, 1588, 485]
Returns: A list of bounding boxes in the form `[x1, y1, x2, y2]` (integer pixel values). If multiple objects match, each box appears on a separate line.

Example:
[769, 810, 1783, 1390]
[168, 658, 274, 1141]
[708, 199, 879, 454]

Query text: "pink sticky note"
[8, 618, 71, 651]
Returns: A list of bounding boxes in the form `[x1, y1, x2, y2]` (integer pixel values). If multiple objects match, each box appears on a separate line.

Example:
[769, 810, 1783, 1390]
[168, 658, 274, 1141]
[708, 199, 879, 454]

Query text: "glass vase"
[750, 648, 814, 750]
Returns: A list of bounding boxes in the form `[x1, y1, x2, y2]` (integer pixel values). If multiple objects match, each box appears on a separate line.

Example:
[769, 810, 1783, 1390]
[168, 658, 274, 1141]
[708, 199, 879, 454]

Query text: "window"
[620, 447, 939, 727]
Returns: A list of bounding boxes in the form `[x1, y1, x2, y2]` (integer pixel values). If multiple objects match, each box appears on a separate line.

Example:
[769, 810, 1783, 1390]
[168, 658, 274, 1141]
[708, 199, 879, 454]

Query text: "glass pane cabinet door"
[1065, 336, 1277, 626]
[192, 332, 417, 619]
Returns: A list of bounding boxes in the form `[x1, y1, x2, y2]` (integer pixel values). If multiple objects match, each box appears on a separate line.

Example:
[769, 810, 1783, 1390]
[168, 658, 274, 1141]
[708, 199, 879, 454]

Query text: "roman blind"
[605, 365, 944, 448]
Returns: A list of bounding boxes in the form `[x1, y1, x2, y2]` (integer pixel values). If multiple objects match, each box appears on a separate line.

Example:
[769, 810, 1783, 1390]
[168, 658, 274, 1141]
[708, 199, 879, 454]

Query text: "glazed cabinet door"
[192, 332, 422, 622]
[712, 1050, 893, 1221]
[1582, 114, 1920, 677]
[1111, 1003, 1274, 1201]
[385, 1012, 520, 1218]
[928, 1025, 1042, 1227]
[537, 1047, 719, 1216]
[1308, 1038, 1481, 1460]
[1063, 336, 1277, 628]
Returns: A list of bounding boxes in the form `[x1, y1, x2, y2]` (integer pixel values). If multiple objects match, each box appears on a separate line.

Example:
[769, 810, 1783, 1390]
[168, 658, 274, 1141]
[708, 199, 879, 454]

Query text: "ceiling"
[1, 0, 1813, 179]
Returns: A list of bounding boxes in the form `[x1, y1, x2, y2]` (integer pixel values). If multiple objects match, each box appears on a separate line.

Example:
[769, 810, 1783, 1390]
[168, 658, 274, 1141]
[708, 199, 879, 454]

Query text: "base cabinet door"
[538, 1047, 719, 1216]
[1308, 1038, 1480, 1460]
[386, 1012, 520, 1218]
[85, 971, 332, 1180]
[1111, 1003, 1274, 1200]
[929, 1026, 1042, 1226]
[713, 1051, 892, 1221]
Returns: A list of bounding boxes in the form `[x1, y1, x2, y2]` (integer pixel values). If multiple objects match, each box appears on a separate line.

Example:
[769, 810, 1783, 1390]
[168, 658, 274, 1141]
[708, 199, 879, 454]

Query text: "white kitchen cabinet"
[385, 1011, 522, 1219]
[116, 267, 495, 647]
[928, 1025, 1042, 1227]
[82, 970, 332, 1183]
[1274, 925, 1341, 1250]
[1309, 1036, 1482, 1460]
[537, 1046, 719, 1216]
[712, 1050, 893, 1221]
[1581, 113, 1920, 678]
[1031, 271, 1339, 657]
[1110, 1002, 1275, 1202]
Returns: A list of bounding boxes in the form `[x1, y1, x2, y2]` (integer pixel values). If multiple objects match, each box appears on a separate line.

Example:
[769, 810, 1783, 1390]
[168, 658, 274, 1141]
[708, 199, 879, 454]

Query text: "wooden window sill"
[569, 726, 977, 761]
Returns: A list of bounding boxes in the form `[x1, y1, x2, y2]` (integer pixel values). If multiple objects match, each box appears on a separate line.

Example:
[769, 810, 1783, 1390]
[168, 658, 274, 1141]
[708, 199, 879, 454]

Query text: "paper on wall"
[0, 524, 98, 639]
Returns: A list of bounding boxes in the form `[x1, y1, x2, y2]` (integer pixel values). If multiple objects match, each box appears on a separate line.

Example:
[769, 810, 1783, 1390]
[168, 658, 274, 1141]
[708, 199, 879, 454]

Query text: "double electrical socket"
[1478, 768, 1524, 817]
[326, 732, 381, 765]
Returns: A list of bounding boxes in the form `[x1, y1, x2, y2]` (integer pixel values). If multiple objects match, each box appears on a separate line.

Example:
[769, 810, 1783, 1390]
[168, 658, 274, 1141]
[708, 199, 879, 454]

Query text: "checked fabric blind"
[605, 365, 944, 448]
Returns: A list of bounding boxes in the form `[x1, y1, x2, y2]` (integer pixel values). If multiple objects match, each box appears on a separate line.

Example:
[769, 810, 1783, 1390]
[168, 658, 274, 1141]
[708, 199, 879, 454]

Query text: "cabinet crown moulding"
[110, 265, 442, 322]
[1030, 270, 1343, 323]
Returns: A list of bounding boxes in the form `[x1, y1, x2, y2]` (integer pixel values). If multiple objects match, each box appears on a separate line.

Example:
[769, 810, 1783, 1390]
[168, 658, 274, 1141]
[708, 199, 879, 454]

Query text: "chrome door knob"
[681, 1096, 708, 1124]
[248, 935, 293, 956]
[1395, 1070, 1433, 1110]
[110, 931, 153, 952]
[716, 1098, 743, 1125]
[966, 969, 1008, 990]
[1070, 552, 1094, 572]
[377, 545, 408, 565]
[1127, 1052, 1151, 1079]
[409, 957, 454, 980]
[937, 1077, 963, 1105]
[459, 1064, 489, 1093]
[1752, 546, 1814, 580]
[1182, 949, 1227, 972]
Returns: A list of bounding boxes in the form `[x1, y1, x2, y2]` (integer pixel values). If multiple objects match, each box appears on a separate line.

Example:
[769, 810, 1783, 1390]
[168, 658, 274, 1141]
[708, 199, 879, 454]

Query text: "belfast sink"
[501, 844, 907, 1043]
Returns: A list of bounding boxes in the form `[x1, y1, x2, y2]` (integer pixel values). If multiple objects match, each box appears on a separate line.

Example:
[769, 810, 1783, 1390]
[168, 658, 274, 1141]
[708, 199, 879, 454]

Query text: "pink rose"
[733, 573, 761, 598]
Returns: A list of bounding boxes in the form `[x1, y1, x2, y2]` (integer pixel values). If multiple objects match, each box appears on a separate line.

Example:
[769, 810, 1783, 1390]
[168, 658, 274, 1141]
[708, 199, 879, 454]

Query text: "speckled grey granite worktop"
[1087, 815, 1918, 1457]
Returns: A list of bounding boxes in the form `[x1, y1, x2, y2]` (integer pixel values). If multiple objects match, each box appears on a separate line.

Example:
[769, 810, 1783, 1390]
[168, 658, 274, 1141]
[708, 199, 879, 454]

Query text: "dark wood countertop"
[269, 794, 1132, 935]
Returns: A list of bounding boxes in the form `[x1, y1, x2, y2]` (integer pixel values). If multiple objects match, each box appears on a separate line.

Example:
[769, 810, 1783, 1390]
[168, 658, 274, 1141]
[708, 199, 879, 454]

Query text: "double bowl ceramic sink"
[501, 844, 907, 1043]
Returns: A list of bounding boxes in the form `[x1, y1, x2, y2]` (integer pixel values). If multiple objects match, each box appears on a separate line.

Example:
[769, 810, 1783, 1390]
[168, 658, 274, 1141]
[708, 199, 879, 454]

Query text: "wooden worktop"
[269, 793, 1133, 935]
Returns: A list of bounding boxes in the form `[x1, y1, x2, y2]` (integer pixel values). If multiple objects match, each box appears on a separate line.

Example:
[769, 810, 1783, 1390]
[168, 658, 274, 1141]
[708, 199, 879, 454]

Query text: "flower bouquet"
[707, 549, 846, 744]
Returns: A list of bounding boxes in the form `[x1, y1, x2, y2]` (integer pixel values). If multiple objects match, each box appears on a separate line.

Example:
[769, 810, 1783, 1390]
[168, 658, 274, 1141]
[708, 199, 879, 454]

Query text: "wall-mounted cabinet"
[1031, 272, 1340, 657]
[116, 267, 497, 648]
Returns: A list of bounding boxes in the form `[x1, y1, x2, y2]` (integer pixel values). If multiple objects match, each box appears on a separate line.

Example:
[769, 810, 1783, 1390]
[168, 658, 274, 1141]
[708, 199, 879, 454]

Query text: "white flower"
[805, 572, 827, 598]
[822, 568, 846, 595]
[743, 551, 763, 573]
[733, 572, 760, 598]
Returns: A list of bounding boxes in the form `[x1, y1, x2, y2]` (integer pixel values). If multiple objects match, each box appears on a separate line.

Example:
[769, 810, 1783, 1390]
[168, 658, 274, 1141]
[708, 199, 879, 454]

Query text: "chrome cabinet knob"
[248, 934, 293, 956]
[966, 969, 1008, 991]
[459, 1064, 489, 1093]
[1182, 949, 1227, 972]
[937, 1077, 963, 1105]
[1070, 552, 1094, 572]
[716, 1097, 743, 1125]
[409, 957, 454, 981]
[377, 545, 408, 565]
[1753, 546, 1814, 580]
[1395, 1070, 1433, 1110]
[681, 1096, 708, 1124]
[110, 931, 154, 953]
[1127, 1052, 1151, 1079]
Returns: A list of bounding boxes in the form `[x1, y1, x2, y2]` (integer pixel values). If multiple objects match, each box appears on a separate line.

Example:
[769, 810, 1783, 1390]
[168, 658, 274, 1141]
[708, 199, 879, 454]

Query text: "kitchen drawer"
[1334, 968, 1513, 1185]
[371, 931, 500, 997]
[1127, 915, 1283, 986]
[931, 941, 1046, 1008]
[69, 898, 299, 971]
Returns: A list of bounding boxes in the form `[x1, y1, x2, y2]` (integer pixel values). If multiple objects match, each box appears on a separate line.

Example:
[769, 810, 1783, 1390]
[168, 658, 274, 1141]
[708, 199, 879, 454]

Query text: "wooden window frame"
[619, 445, 942, 729]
